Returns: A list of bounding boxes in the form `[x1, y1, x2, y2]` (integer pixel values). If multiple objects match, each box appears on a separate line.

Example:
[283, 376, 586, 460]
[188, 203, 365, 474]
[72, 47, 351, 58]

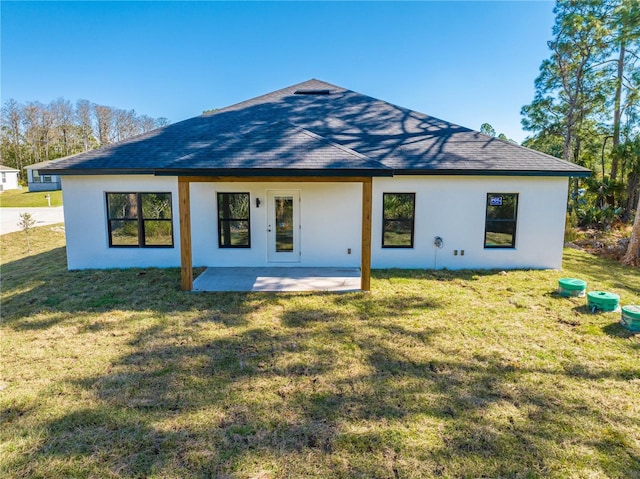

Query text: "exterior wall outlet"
[461, 250, 465, 256]
[454, 250, 458, 255]
[347, 248, 351, 254]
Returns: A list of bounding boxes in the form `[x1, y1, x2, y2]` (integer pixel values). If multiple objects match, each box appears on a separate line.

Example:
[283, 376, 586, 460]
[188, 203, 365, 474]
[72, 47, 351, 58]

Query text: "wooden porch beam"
[361, 178, 372, 291]
[178, 178, 193, 291]
[179, 175, 372, 183]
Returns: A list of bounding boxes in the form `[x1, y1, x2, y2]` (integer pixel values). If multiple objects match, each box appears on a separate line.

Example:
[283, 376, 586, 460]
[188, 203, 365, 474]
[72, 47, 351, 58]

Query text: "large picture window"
[484, 193, 518, 248]
[218, 192, 251, 248]
[106, 192, 173, 247]
[382, 193, 415, 248]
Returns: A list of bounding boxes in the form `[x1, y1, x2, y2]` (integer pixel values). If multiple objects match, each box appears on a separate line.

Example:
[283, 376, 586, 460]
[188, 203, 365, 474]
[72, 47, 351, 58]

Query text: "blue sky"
[1, 1, 555, 143]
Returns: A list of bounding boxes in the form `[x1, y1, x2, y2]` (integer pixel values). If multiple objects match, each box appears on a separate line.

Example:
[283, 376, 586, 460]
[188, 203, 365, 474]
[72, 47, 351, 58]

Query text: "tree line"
[0, 98, 169, 177]
[520, 0, 639, 265]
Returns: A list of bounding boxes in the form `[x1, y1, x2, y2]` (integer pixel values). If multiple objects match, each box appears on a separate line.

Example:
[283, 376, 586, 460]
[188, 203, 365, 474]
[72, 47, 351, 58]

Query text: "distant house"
[24, 161, 62, 191]
[42, 79, 590, 291]
[0, 165, 20, 191]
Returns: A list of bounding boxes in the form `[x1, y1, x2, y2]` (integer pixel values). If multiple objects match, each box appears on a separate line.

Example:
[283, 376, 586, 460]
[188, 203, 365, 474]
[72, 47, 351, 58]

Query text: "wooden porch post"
[361, 178, 372, 291]
[178, 178, 193, 291]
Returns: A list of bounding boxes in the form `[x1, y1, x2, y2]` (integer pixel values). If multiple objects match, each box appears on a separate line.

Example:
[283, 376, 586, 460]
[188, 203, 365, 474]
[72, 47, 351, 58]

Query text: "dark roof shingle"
[43, 79, 590, 177]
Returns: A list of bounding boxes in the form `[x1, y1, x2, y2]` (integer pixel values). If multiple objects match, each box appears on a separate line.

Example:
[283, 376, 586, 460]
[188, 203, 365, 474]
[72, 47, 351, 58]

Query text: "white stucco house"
[42, 80, 590, 291]
[24, 160, 62, 191]
[0, 165, 20, 191]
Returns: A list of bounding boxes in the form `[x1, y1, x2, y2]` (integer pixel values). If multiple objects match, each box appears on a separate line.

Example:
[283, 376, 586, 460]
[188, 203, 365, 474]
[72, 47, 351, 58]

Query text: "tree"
[37, 102, 54, 161]
[617, 135, 640, 219]
[1, 99, 24, 172]
[480, 123, 496, 137]
[139, 115, 156, 133]
[622, 193, 640, 265]
[94, 104, 115, 146]
[51, 98, 74, 156]
[521, 0, 640, 244]
[76, 99, 94, 152]
[18, 212, 36, 252]
[522, 131, 565, 159]
[522, 0, 612, 163]
[1, 96, 168, 174]
[155, 117, 170, 128]
[114, 109, 138, 141]
[22, 102, 41, 162]
[480, 122, 516, 143]
[610, 1, 640, 180]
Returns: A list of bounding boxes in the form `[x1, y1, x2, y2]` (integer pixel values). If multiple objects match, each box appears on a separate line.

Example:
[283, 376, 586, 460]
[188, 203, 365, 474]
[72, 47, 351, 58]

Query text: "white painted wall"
[62, 174, 569, 272]
[191, 182, 362, 267]
[371, 176, 569, 270]
[1, 170, 20, 190]
[62, 175, 180, 269]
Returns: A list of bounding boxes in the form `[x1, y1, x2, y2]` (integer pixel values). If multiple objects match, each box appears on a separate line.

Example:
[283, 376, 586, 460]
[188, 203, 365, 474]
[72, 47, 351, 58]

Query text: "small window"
[484, 193, 518, 248]
[32, 170, 40, 182]
[217, 193, 250, 248]
[1, 173, 5, 183]
[382, 193, 415, 248]
[106, 192, 173, 248]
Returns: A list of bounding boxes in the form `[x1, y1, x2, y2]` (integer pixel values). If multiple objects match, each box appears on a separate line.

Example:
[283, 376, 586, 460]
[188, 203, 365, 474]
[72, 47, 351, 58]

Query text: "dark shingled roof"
[43, 79, 590, 178]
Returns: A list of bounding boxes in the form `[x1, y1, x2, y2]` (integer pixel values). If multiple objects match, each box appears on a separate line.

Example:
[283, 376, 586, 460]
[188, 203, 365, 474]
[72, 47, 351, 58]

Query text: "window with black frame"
[484, 193, 518, 248]
[382, 193, 415, 248]
[106, 192, 173, 247]
[217, 192, 251, 248]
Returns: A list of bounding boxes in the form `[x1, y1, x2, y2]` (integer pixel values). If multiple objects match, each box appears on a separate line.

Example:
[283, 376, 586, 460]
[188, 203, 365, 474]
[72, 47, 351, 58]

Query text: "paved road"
[0, 207, 65, 235]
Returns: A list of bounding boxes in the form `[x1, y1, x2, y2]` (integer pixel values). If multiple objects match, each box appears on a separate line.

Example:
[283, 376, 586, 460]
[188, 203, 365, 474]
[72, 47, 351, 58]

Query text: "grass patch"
[1, 226, 639, 478]
[0, 189, 63, 207]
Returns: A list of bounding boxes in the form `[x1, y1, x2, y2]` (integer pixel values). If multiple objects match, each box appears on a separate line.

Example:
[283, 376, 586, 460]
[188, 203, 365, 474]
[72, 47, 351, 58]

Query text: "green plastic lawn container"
[558, 278, 587, 297]
[621, 305, 640, 332]
[587, 291, 620, 313]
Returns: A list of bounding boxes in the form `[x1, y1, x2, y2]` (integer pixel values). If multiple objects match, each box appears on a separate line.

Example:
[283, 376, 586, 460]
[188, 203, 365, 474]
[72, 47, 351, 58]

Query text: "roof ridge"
[303, 78, 344, 91]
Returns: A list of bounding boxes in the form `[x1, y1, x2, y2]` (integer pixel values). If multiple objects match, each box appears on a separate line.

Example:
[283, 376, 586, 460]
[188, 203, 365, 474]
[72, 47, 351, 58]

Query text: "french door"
[267, 190, 300, 262]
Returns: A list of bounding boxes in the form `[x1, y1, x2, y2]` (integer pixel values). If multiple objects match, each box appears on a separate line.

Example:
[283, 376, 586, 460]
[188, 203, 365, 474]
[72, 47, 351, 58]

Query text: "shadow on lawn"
[3, 248, 640, 477]
[9, 299, 640, 477]
[603, 321, 639, 340]
[1, 247, 234, 328]
[16, 322, 640, 477]
[1, 246, 492, 331]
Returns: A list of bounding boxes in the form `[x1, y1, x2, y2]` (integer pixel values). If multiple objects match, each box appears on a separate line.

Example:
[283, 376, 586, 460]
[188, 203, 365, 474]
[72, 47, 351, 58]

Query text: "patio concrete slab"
[193, 267, 361, 292]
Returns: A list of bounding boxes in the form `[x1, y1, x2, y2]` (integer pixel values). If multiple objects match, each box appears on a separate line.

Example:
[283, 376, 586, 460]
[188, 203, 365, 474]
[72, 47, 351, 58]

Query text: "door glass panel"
[275, 196, 293, 252]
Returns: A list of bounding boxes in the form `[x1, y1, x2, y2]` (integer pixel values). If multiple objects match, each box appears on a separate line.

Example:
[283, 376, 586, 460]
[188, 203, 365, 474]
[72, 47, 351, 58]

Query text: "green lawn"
[1, 226, 639, 478]
[0, 189, 63, 207]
